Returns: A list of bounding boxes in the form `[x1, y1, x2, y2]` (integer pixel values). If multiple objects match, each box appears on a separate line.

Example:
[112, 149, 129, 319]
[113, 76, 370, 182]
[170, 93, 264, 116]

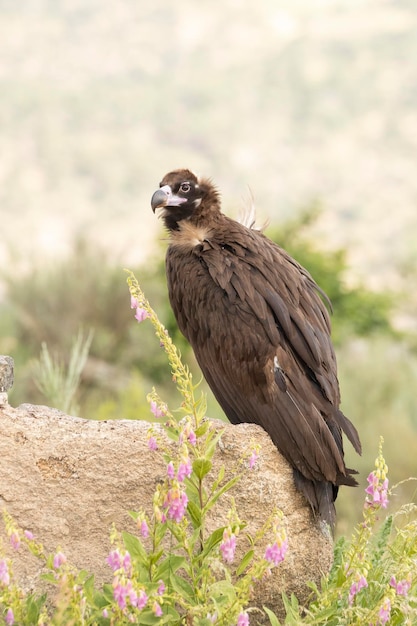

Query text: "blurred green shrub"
[33, 329, 93, 415]
[1, 238, 181, 414]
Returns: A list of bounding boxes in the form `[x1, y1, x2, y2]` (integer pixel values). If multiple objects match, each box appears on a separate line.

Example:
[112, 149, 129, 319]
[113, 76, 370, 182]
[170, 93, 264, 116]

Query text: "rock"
[0, 400, 333, 623]
[0, 355, 14, 392]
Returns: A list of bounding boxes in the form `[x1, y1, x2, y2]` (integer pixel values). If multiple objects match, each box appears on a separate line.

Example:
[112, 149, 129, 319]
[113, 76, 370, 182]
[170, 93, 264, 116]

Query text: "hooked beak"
[151, 185, 187, 213]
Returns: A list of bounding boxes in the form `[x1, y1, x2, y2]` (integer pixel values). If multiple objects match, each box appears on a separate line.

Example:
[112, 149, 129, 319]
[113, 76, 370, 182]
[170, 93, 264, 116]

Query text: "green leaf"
[169, 572, 195, 602]
[208, 579, 236, 604]
[263, 606, 282, 626]
[372, 514, 393, 565]
[163, 425, 181, 442]
[306, 580, 320, 596]
[26, 593, 47, 623]
[328, 535, 346, 585]
[81, 573, 96, 603]
[149, 548, 164, 567]
[102, 583, 115, 603]
[187, 498, 202, 528]
[193, 458, 212, 480]
[127, 609, 173, 625]
[122, 531, 148, 563]
[148, 605, 181, 624]
[195, 420, 210, 438]
[204, 430, 225, 461]
[91, 589, 111, 610]
[203, 475, 240, 512]
[158, 606, 182, 624]
[156, 554, 186, 578]
[41, 572, 59, 585]
[167, 519, 184, 542]
[281, 592, 300, 620]
[128, 510, 139, 522]
[201, 527, 225, 559]
[155, 520, 168, 545]
[236, 549, 255, 576]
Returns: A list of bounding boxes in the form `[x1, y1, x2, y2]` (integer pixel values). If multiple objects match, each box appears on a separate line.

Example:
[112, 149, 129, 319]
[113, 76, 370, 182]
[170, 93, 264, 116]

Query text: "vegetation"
[34, 329, 94, 415]
[0, 280, 415, 625]
[274, 442, 417, 626]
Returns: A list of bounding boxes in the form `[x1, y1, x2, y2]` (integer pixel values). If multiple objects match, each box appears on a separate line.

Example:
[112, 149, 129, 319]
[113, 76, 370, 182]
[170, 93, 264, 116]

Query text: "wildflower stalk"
[126, 269, 206, 426]
[344, 437, 388, 579]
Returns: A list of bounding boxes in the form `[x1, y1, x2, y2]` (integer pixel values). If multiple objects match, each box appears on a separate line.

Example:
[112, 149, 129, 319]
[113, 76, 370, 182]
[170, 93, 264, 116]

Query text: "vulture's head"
[151, 169, 220, 231]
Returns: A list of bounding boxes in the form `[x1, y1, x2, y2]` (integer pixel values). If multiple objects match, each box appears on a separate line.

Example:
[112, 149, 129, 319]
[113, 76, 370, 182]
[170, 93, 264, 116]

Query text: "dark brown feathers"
[151, 169, 361, 531]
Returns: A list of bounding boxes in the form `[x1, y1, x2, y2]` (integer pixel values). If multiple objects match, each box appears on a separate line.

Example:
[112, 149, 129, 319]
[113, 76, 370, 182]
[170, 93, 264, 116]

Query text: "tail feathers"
[338, 466, 359, 487]
[293, 469, 336, 532]
[335, 409, 362, 455]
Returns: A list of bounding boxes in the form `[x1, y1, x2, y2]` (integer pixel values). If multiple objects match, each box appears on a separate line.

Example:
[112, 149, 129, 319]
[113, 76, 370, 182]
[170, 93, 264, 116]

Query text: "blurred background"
[1, 0, 416, 534]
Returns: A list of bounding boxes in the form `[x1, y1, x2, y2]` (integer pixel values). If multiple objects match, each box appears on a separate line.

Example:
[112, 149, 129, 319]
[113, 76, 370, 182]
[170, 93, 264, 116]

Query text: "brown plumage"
[151, 169, 361, 530]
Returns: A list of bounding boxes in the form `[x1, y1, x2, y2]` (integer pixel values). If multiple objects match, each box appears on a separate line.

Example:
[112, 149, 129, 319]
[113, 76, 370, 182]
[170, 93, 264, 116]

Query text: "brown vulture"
[151, 169, 361, 530]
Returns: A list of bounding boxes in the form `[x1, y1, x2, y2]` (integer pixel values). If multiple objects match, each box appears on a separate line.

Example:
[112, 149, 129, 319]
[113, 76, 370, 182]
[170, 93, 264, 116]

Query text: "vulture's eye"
[180, 182, 191, 193]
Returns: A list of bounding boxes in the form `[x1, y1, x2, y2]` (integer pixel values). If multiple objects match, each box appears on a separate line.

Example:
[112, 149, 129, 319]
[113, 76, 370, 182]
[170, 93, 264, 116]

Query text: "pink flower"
[130, 295, 139, 309]
[127, 582, 138, 607]
[164, 488, 188, 523]
[237, 611, 249, 626]
[220, 531, 237, 564]
[24, 530, 34, 540]
[148, 436, 158, 451]
[140, 520, 149, 538]
[122, 552, 132, 575]
[5, 608, 14, 625]
[378, 597, 391, 625]
[53, 551, 67, 569]
[188, 430, 197, 445]
[113, 580, 128, 610]
[177, 458, 192, 482]
[102, 609, 109, 618]
[348, 575, 368, 605]
[265, 539, 288, 566]
[136, 589, 148, 609]
[0, 560, 10, 586]
[365, 472, 389, 508]
[107, 549, 131, 574]
[10, 532, 20, 550]
[113, 578, 145, 610]
[106, 549, 122, 571]
[135, 307, 149, 323]
[153, 601, 163, 616]
[390, 575, 411, 597]
[157, 580, 165, 595]
[150, 400, 166, 418]
[249, 450, 258, 469]
[167, 461, 175, 479]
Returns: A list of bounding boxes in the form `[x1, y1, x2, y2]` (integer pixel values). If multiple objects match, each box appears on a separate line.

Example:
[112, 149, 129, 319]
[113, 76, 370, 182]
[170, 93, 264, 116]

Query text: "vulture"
[151, 169, 361, 530]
